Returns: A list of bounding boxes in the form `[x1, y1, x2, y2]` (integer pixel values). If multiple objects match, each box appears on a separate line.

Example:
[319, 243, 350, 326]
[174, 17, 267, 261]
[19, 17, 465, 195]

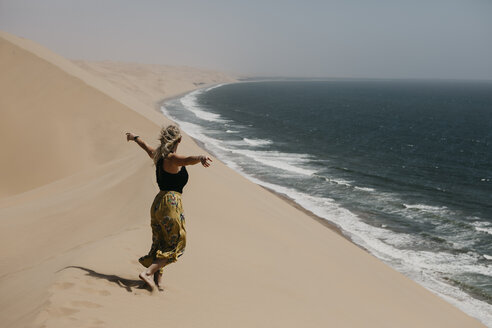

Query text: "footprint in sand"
[70, 300, 102, 309]
[54, 282, 75, 290]
[92, 319, 106, 326]
[81, 287, 111, 296]
[47, 306, 80, 317]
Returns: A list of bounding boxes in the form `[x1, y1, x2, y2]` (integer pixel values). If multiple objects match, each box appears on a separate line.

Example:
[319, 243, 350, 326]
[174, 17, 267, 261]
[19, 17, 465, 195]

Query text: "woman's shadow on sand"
[62, 266, 149, 292]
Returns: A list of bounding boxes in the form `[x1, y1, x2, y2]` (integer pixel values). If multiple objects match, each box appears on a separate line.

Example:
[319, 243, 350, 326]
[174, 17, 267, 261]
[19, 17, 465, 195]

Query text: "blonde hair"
[153, 125, 182, 164]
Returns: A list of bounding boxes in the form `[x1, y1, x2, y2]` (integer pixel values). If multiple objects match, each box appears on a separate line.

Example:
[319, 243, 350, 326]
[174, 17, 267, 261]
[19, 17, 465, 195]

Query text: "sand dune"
[72, 60, 236, 109]
[0, 31, 486, 328]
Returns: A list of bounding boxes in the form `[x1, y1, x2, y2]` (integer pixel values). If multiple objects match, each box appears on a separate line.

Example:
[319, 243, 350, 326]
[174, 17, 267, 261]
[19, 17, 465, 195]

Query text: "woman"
[126, 125, 212, 291]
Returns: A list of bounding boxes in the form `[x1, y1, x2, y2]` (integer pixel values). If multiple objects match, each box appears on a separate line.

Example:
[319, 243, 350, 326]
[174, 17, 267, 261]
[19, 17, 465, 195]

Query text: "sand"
[0, 30, 486, 328]
[71, 60, 236, 110]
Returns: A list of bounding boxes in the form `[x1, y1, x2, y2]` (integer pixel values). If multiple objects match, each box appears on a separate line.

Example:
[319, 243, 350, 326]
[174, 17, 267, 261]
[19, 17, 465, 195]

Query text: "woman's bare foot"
[139, 271, 156, 291]
[154, 272, 164, 291]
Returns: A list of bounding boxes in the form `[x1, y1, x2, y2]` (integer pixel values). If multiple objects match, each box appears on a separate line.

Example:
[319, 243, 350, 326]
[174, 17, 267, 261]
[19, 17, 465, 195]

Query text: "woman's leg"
[154, 271, 164, 290]
[139, 259, 167, 290]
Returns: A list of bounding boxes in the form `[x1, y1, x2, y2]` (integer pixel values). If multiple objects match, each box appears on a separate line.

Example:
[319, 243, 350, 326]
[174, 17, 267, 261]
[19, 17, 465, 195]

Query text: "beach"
[0, 30, 487, 328]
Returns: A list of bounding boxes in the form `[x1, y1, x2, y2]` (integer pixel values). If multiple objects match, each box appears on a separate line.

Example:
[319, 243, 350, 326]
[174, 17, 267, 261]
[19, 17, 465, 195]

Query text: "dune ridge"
[72, 60, 237, 109]
[0, 31, 486, 327]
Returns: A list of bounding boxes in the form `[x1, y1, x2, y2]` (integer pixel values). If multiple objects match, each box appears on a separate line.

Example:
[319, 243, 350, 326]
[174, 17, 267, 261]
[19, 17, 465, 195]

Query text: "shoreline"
[157, 90, 369, 250]
[156, 82, 233, 108]
[156, 86, 491, 326]
[259, 185, 353, 241]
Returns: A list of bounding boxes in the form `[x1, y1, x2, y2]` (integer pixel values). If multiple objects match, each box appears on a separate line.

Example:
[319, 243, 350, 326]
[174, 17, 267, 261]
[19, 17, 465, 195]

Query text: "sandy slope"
[72, 60, 236, 109]
[0, 31, 486, 328]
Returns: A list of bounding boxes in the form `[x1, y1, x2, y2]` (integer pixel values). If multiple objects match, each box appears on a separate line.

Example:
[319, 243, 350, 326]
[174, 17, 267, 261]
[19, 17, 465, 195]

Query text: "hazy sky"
[1, 0, 491, 79]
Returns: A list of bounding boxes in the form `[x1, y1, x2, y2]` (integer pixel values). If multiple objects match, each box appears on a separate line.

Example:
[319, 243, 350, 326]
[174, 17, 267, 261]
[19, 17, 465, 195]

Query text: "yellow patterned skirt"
[139, 191, 186, 271]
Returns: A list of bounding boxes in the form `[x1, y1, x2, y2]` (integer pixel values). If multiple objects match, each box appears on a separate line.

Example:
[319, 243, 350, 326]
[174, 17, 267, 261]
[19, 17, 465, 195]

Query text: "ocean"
[162, 80, 492, 325]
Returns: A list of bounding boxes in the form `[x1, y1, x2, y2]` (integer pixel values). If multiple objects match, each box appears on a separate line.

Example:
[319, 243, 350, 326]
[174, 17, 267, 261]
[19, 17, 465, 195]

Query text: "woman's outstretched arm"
[167, 153, 212, 167]
[126, 132, 155, 159]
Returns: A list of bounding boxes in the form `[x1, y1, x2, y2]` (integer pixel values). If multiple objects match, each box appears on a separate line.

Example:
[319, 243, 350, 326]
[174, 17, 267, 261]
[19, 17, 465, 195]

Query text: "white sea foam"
[176, 128, 314, 177]
[243, 138, 273, 147]
[228, 148, 316, 176]
[177, 121, 235, 156]
[330, 179, 353, 188]
[180, 90, 228, 123]
[403, 203, 449, 215]
[313, 174, 354, 188]
[160, 104, 233, 157]
[223, 140, 247, 146]
[354, 186, 376, 192]
[226, 130, 239, 133]
[313, 174, 376, 193]
[161, 103, 314, 177]
[205, 83, 228, 92]
[474, 226, 492, 235]
[471, 221, 492, 236]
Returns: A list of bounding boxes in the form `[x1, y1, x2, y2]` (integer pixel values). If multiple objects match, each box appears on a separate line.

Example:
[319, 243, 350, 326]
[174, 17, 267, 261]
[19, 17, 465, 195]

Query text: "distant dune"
[72, 60, 236, 108]
[0, 31, 485, 328]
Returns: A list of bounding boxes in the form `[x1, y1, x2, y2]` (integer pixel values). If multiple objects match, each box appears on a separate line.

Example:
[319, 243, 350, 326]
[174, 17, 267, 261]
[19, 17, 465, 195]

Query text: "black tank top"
[156, 157, 189, 193]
